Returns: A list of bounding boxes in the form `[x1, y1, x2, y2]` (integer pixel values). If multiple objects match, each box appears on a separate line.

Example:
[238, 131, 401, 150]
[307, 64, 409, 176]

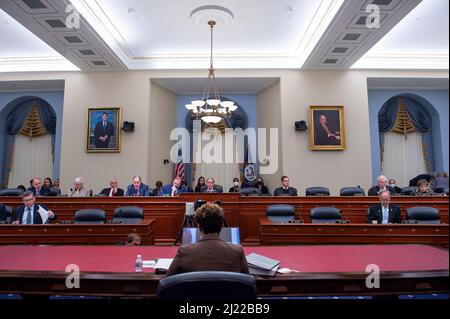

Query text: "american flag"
[175, 147, 185, 181]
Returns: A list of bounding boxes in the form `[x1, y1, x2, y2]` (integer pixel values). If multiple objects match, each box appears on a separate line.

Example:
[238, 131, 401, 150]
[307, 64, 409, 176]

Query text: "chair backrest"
[340, 187, 365, 196]
[240, 188, 262, 196]
[5, 205, 13, 223]
[310, 207, 341, 224]
[433, 188, 449, 195]
[306, 187, 330, 196]
[215, 185, 224, 193]
[401, 187, 417, 196]
[266, 204, 295, 223]
[113, 206, 144, 224]
[157, 271, 257, 299]
[406, 207, 441, 224]
[48, 188, 60, 196]
[0, 205, 12, 223]
[0, 188, 24, 197]
[74, 209, 106, 224]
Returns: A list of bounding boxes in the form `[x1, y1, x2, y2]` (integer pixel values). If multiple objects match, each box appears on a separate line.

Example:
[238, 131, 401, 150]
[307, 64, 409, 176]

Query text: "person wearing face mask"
[229, 178, 241, 193]
[388, 179, 402, 195]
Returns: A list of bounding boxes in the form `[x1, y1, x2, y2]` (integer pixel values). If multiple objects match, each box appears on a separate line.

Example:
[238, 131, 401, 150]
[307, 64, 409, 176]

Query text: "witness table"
[0, 219, 156, 245]
[0, 244, 447, 297]
[260, 218, 449, 247]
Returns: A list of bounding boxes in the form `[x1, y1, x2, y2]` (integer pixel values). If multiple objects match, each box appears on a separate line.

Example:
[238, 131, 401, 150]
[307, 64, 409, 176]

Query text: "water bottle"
[135, 255, 143, 272]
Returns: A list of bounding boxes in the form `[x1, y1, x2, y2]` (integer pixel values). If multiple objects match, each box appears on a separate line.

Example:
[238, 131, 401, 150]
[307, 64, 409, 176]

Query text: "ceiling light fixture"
[185, 20, 237, 124]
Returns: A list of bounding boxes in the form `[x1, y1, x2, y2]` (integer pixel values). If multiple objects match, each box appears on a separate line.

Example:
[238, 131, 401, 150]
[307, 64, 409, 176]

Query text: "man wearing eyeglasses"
[11, 191, 56, 224]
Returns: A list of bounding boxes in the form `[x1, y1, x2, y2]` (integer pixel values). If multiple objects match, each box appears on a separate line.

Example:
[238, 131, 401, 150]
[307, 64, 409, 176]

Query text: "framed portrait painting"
[310, 106, 346, 151]
[86, 108, 121, 153]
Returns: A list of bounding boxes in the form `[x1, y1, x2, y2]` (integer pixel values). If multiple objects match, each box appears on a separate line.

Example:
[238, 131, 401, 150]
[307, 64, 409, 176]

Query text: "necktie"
[382, 207, 389, 224]
[25, 207, 32, 224]
[103, 121, 106, 128]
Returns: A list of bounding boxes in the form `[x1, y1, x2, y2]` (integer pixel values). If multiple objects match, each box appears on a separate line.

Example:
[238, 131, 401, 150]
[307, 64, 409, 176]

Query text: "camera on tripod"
[175, 199, 226, 244]
[194, 199, 207, 211]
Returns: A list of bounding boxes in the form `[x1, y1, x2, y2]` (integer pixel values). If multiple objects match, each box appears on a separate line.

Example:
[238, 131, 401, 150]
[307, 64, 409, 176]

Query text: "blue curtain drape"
[378, 95, 434, 173]
[2, 97, 57, 188]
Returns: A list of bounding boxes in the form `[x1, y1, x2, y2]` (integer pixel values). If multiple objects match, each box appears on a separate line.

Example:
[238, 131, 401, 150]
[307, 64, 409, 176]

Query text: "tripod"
[175, 213, 197, 245]
[174, 200, 229, 245]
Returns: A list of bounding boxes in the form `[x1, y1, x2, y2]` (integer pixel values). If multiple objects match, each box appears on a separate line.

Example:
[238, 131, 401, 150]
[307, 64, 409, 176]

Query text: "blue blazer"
[161, 184, 187, 196]
[125, 184, 151, 196]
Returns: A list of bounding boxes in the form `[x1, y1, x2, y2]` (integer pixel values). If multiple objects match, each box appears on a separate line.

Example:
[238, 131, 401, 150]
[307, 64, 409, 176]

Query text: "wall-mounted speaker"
[122, 121, 135, 132]
[295, 121, 308, 131]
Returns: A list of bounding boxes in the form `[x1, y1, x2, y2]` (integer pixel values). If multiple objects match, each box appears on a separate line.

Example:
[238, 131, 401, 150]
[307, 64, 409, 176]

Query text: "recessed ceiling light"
[287, 6, 297, 12]
[125, 7, 135, 13]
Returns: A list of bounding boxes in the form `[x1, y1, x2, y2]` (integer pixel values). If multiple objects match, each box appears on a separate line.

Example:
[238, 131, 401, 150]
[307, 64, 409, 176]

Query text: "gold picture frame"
[310, 106, 346, 151]
[86, 107, 121, 153]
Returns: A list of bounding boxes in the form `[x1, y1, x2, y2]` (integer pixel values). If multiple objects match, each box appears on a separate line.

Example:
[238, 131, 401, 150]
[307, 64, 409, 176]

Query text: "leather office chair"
[5, 205, 12, 223]
[0, 188, 25, 197]
[113, 206, 144, 224]
[433, 188, 449, 195]
[74, 209, 106, 224]
[0, 205, 12, 223]
[240, 188, 262, 197]
[306, 187, 330, 196]
[339, 187, 365, 196]
[310, 207, 342, 224]
[401, 187, 417, 196]
[266, 204, 295, 223]
[406, 207, 441, 224]
[157, 271, 257, 299]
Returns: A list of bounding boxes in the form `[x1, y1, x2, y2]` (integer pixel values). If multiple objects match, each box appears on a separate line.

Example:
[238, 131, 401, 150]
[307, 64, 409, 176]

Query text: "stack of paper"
[154, 258, 173, 274]
[246, 253, 280, 276]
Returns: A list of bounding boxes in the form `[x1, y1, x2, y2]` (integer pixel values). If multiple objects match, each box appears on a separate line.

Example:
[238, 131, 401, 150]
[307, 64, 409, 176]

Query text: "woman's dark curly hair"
[194, 203, 225, 234]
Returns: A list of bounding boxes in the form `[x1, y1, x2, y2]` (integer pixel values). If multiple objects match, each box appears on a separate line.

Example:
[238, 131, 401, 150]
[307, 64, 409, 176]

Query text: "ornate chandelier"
[185, 21, 237, 124]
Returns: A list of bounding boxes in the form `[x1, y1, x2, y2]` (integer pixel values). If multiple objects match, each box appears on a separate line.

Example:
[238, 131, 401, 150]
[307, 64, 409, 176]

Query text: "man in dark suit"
[200, 178, 223, 193]
[167, 203, 249, 276]
[11, 191, 56, 224]
[315, 114, 341, 146]
[125, 176, 152, 196]
[162, 177, 187, 196]
[94, 112, 115, 148]
[368, 175, 395, 196]
[273, 176, 298, 196]
[99, 178, 124, 197]
[28, 177, 52, 197]
[368, 190, 402, 224]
